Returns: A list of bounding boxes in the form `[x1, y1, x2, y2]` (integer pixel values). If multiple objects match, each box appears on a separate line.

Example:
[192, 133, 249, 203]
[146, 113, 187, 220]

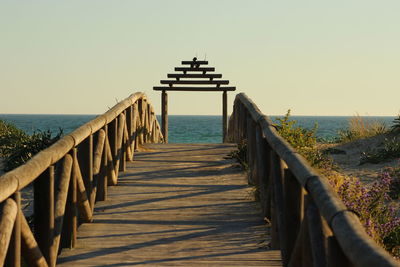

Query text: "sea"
[0, 114, 396, 143]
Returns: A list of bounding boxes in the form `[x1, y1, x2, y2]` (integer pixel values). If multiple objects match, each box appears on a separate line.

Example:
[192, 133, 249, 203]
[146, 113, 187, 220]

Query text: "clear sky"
[1, 1, 399, 116]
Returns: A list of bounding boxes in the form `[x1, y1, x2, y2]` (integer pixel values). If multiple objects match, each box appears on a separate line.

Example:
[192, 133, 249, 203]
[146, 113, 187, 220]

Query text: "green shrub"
[0, 119, 62, 172]
[274, 110, 334, 169]
[360, 137, 400, 165]
[274, 110, 317, 149]
[227, 140, 248, 171]
[0, 120, 28, 156]
[273, 112, 400, 256]
[392, 115, 400, 134]
[386, 167, 400, 199]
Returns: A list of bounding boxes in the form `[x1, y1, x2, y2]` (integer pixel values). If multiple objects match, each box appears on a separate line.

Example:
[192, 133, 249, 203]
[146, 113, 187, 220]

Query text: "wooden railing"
[227, 93, 399, 267]
[0, 92, 163, 267]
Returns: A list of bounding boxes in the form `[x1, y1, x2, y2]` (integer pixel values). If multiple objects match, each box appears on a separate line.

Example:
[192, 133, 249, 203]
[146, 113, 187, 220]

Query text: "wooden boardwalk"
[57, 143, 282, 266]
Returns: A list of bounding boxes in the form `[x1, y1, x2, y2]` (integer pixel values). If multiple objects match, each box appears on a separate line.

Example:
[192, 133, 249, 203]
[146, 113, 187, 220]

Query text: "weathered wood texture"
[154, 59, 236, 144]
[0, 93, 164, 267]
[227, 92, 400, 267]
[57, 144, 282, 266]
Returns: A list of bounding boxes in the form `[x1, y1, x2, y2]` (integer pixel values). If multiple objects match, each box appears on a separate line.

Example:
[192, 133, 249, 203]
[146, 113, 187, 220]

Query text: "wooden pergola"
[153, 58, 236, 143]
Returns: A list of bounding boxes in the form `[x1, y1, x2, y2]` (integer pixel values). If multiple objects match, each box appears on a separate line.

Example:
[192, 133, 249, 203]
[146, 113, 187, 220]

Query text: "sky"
[1, 1, 399, 116]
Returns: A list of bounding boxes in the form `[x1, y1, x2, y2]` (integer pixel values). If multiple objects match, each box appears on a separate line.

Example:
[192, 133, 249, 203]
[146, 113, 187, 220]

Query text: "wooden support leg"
[5, 192, 21, 267]
[34, 166, 55, 264]
[162, 90, 168, 143]
[222, 90, 227, 142]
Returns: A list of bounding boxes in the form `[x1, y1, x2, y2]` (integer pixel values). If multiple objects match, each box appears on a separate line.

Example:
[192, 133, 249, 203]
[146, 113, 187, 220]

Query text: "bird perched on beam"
[192, 57, 200, 68]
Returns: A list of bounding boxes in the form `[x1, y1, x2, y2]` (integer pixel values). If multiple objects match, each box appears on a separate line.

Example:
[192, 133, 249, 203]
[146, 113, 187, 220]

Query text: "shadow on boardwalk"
[57, 143, 282, 266]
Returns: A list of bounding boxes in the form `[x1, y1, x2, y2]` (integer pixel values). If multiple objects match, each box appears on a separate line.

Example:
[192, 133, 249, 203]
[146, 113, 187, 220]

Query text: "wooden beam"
[167, 73, 222, 79]
[181, 60, 208, 65]
[153, 86, 236, 91]
[160, 80, 229, 85]
[175, 67, 215, 72]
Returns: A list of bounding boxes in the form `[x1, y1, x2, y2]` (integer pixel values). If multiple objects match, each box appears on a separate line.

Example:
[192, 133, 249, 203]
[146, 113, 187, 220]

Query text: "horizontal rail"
[167, 73, 222, 79]
[0, 92, 163, 267]
[160, 80, 229, 85]
[181, 60, 208, 65]
[227, 92, 399, 267]
[174, 67, 215, 72]
[153, 86, 236, 91]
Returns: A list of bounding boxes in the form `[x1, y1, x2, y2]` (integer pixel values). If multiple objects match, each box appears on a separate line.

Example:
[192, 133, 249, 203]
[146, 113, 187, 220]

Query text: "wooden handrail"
[0, 92, 163, 267]
[227, 92, 399, 267]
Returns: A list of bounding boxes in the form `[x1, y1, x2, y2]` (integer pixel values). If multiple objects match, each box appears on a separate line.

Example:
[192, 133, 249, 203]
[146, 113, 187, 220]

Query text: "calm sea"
[0, 114, 396, 143]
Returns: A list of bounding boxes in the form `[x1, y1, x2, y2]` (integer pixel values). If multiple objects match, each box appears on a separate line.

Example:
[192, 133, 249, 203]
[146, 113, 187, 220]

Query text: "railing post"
[77, 134, 93, 209]
[307, 199, 327, 267]
[327, 236, 352, 267]
[108, 118, 118, 179]
[222, 90, 227, 142]
[246, 114, 254, 185]
[126, 105, 134, 159]
[34, 166, 55, 264]
[161, 90, 168, 143]
[132, 103, 138, 153]
[62, 152, 77, 249]
[97, 125, 108, 201]
[270, 151, 287, 264]
[255, 125, 270, 217]
[5, 192, 21, 267]
[137, 98, 144, 145]
[118, 113, 126, 172]
[141, 99, 147, 144]
[284, 169, 304, 265]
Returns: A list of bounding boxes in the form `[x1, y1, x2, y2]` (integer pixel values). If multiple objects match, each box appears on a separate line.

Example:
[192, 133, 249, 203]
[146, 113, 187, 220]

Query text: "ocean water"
[0, 114, 396, 143]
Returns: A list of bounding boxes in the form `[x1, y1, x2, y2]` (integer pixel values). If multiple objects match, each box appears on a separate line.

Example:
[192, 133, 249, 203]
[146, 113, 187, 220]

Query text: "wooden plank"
[175, 67, 215, 72]
[181, 60, 208, 65]
[57, 144, 282, 267]
[153, 86, 236, 91]
[167, 73, 222, 79]
[160, 80, 229, 85]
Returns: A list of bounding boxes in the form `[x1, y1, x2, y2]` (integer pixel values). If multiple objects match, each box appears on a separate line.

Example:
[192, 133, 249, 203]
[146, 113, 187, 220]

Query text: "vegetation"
[273, 111, 400, 257]
[328, 171, 400, 254]
[392, 115, 400, 134]
[274, 110, 334, 170]
[228, 110, 400, 256]
[338, 114, 387, 143]
[360, 137, 400, 165]
[0, 119, 62, 172]
[227, 140, 248, 171]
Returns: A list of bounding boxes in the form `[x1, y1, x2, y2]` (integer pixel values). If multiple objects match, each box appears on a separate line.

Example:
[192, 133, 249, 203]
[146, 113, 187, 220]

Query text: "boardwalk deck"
[57, 143, 282, 266]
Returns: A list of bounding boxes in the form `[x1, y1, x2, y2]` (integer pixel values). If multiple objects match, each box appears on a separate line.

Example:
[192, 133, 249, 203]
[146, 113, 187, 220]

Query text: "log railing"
[0, 92, 163, 267]
[227, 93, 399, 267]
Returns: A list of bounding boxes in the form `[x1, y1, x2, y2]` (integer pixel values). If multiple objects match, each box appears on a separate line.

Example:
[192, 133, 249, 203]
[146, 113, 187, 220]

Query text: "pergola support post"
[223, 90, 227, 142]
[161, 90, 168, 143]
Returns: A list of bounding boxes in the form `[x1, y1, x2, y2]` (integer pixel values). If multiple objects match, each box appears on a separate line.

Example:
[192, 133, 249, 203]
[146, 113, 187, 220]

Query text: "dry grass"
[338, 113, 388, 142]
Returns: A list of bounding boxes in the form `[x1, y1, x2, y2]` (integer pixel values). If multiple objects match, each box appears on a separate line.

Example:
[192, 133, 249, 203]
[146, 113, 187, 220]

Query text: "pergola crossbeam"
[153, 58, 236, 143]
